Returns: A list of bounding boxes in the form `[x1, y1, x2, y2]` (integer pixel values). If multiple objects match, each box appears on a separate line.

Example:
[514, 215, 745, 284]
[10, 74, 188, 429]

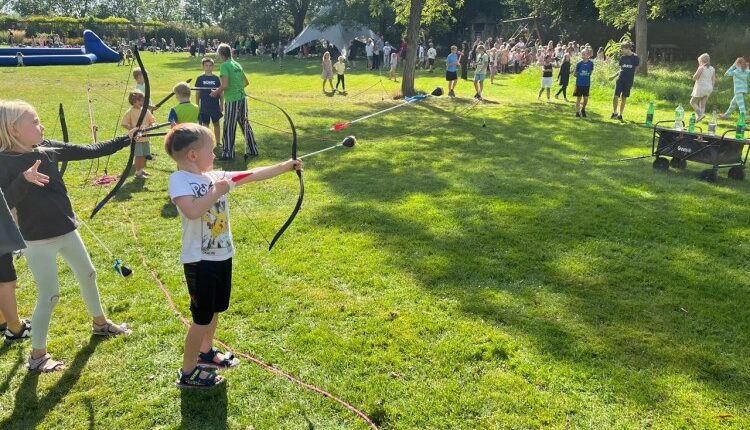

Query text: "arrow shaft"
[299, 144, 342, 160]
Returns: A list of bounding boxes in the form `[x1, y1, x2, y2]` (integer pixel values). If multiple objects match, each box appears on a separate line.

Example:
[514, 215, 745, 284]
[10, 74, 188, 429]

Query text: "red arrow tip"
[333, 122, 350, 132]
[231, 172, 253, 182]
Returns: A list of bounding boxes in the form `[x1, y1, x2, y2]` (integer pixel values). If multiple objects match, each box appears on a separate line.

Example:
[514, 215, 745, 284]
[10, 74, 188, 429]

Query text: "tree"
[594, 0, 750, 75]
[393, 0, 463, 96]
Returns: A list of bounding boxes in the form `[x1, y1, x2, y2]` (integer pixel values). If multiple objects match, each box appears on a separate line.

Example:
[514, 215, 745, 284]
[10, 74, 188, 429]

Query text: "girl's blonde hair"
[0, 99, 36, 153]
[338, 56, 345, 62]
[323, 51, 331, 60]
[698, 53, 710, 65]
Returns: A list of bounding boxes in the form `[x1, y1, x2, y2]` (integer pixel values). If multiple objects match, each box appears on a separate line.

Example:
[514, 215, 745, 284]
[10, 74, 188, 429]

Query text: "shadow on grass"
[0, 336, 104, 430]
[178, 383, 228, 430]
[305, 97, 750, 416]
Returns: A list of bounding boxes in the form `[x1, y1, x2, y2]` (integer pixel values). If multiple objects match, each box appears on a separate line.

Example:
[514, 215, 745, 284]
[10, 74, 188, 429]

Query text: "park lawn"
[0, 53, 748, 429]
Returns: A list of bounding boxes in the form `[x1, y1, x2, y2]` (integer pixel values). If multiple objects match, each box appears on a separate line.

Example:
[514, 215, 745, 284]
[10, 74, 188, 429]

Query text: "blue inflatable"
[0, 30, 120, 67]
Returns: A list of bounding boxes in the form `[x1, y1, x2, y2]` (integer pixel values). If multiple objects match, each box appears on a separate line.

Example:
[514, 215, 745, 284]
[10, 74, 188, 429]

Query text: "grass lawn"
[0, 52, 748, 429]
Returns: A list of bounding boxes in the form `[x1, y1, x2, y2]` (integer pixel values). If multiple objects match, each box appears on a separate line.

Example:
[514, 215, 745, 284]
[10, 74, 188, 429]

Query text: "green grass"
[0, 54, 749, 429]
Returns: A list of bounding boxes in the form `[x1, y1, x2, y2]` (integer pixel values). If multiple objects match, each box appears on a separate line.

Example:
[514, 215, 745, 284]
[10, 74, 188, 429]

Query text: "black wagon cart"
[649, 120, 750, 182]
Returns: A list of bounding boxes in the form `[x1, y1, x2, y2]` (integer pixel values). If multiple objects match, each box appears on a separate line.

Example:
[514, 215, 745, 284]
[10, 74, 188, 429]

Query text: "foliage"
[603, 32, 630, 62]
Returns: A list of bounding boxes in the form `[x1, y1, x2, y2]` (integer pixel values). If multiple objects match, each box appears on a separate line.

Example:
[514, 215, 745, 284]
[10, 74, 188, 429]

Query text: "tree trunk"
[401, 0, 424, 96]
[635, 0, 648, 76]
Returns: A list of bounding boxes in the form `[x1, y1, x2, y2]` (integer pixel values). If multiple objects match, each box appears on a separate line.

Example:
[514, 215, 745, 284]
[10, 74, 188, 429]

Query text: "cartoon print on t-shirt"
[188, 181, 232, 253]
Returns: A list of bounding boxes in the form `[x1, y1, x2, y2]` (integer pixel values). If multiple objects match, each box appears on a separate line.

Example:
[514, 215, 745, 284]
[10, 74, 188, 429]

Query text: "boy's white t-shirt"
[427, 48, 437, 59]
[169, 170, 237, 264]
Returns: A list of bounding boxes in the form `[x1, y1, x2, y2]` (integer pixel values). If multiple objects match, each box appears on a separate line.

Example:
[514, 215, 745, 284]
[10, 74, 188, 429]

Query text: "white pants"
[25, 230, 105, 349]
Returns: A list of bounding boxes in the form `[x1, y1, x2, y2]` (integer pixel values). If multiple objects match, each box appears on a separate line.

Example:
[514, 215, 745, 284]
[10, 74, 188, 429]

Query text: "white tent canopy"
[284, 23, 380, 56]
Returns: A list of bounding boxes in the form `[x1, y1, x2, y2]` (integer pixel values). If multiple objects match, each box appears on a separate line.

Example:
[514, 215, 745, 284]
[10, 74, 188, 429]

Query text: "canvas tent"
[284, 22, 380, 56]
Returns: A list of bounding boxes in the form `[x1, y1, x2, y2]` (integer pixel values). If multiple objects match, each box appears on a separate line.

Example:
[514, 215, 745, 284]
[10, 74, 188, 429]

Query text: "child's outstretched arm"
[228, 159, 302, 187]
[725, 63, 737, 76]
[173, 179, 230, 220]
[53, 128, 139, 162]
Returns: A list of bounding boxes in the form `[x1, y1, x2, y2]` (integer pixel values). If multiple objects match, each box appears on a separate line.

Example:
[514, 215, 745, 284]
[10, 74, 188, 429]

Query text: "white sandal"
[28, 353, 65, 372]
[93, 319, 132, 337]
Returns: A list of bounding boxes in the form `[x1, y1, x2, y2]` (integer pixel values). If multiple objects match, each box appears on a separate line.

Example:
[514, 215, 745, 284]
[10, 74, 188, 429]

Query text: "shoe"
[719, 113, 729, 120]
[581, 109, 587, 118]
[449, 90, 455, 98]
[555, 94, 559, 100]
[617, 114, 624, 121]
[576, 111, 581, 118]
[4, 319, 31, 342]
[145, 155, 154, 161]
[696, 114, 706, 122]
[546, 100, 551, 104]
[611, 113, 618, 119]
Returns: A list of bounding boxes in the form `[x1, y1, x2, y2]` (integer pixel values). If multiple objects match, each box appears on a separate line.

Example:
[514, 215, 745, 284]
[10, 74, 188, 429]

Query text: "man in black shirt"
[609, 42, 640, 121]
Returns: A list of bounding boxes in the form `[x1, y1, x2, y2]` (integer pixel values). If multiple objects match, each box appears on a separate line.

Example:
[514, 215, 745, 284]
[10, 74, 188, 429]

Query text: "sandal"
[176, 366, 225, 389]
[28, 353, 65, 372]
[5, 319, 31, 342]
[93, 319, 132, 337]
[198, 347, 240, 369]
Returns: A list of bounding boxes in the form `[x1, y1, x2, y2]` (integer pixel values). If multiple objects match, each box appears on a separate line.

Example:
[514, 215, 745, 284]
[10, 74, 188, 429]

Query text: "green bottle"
[688, 112, 696, 133]
[646, 101, 655, 126]
[736, 113, 746, 140]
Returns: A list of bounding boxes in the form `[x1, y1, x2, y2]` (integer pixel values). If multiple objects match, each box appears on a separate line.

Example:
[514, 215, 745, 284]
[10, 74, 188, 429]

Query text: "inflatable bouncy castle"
[0, 30, 121, 66]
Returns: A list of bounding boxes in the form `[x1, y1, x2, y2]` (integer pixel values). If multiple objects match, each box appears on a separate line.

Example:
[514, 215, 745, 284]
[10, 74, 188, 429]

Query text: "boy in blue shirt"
[446, 45, 460, 98]
[195, 57, 224, 145]
[609, 42, 639, 121]
[574, 48, 594, 117]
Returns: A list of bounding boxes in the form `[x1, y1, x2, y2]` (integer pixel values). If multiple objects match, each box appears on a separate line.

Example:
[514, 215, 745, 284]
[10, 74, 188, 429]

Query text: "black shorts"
[615, 80, 633, 98]
[446, 71, 458, 81]
[429, 58, 435, 66]
[0, 253, 17, 283]
[183, 259, 232, 325]
[199, 110, 223, 125]
[573, 85, 590, 97]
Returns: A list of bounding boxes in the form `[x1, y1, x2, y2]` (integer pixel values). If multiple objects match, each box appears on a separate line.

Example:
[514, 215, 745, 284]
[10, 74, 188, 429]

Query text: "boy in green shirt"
[168, 82, 200, 124]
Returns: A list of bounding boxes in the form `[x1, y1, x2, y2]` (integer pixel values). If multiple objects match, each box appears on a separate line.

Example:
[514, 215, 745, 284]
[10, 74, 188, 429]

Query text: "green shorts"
[135, 141, 151, 157]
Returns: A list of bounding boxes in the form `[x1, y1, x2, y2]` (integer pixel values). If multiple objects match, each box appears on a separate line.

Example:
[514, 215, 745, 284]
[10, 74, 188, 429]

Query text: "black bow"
[58, 103, 69, 176]
[90, 46, 150, 219]
[246, 95, 304, 251]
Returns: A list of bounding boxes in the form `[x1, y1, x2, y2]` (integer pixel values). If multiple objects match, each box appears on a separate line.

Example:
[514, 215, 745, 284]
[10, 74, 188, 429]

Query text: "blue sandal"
[176, 366, 225, 389]
[198, 347, 240, 369]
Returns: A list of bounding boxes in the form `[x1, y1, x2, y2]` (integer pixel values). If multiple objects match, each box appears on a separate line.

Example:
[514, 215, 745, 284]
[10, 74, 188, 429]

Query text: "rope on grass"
[126, 214, 379, 430]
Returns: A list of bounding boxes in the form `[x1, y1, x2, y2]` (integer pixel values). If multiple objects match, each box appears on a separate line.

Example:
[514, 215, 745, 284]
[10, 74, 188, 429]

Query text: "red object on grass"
[232, 172, 253, 182]
[332, 122, 351, 131]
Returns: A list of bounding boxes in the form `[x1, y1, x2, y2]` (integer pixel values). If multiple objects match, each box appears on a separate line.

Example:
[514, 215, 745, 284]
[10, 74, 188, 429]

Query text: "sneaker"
[611, 113, 618, 119]
[617, 114, 624, 121]
[581, 109, 587, 118]
[4, 319, 31, 342]
[449, 90, 455, 98]
[576, 111, 581, 118]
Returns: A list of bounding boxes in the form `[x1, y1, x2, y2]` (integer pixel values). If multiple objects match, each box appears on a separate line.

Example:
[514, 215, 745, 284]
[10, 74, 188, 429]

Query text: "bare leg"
[619, 96, 628, 116]
[183, 322, 210, 374]
[0, 281, 21, 332]
[612, 96, 620, 114]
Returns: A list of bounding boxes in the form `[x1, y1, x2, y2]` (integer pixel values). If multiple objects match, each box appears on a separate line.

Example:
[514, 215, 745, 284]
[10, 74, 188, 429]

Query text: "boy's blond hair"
[0, 100, 35, 153]
[173, 82, 192, 99]
[164, 123, 214, 159]
[201, 57, 214, 65]
[132, 68, 143, 79]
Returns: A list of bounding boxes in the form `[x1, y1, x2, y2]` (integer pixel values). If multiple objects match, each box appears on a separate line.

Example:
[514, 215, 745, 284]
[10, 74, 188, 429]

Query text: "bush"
[198, 26, 231, 43]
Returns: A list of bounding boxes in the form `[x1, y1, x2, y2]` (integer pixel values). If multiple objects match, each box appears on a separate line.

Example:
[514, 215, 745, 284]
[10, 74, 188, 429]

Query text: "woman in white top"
[690, 53, 715, 121]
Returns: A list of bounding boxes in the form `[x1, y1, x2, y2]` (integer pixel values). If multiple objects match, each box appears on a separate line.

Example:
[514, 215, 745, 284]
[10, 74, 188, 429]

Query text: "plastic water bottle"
[708, 111, 718, 135]
[674, 104, 685, 130]
[688, 112, 696, 133]
[646, 101, 655, 126]
[736, 112, 746, 140]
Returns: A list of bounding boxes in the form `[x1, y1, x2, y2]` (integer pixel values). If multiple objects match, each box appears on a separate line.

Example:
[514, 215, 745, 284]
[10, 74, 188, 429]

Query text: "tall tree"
[393, 0, 463, 96]
[594, 0, 750, 75]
